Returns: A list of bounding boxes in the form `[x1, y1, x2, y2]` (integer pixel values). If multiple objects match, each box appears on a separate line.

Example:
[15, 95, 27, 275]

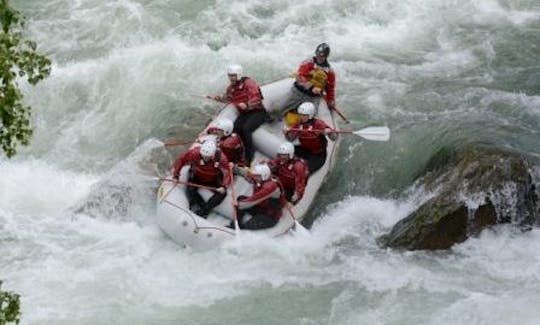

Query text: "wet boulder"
[71, 138, 173, 220]
[378, 143, 539, 250]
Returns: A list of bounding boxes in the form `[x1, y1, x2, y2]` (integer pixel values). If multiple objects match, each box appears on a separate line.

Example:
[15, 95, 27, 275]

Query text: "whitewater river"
[1, 0, 539, 324]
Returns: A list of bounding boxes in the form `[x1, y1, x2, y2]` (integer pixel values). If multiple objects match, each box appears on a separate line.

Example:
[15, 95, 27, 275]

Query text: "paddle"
[196, 73, 351, 124]
[160, 178, 221, 192]
[285, 203, 309, 233]
[288, 126, 391, 142]
[190, 93, 229, 104]
[163, 139, 194, 147]
[338, 126, 391, 141]
[260, 73, 295, 86]
[286, 71, 350, 124]
[228, 163, 240, 235]
[189, 93, 209, 99]
[330, 106, 350, 124]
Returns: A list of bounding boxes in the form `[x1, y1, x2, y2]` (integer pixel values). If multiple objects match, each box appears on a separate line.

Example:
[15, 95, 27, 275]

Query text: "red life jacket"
[268, 156, 309, 199]
[219, 133, 247, 166]
[172, 147, 230, 186]
[297, 57, 336, 103]
[237, 178, 285, 220]
[288, 119, 329, 154]
[225, 77, 264, 112]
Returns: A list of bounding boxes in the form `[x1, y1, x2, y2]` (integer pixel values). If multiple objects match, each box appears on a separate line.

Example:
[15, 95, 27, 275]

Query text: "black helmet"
[315, 43, 330, 57]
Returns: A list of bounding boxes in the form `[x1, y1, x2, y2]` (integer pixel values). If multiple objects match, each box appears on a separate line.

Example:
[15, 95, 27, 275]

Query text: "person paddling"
[172, 140, 230, 217]
[280, 43, 337, 116]
[206, 118, 247, 167]
[234, 164, 286, 230]
[267, 141, 309, 204]
[210, 64, 271, 163]
[285, 102, 338, 174]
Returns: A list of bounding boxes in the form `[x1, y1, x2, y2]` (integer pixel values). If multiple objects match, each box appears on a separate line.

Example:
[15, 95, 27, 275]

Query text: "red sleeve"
[228, 134, 243, 149]
[230, 133, 244, 149]
[294, 161, 308, 198]
[218, 152, 231, 187]
[172, 149, 198, 178]
[221, 134, 243, 151]
[267, 157, 280, 172]
[207, 126, 220, 134]
[324, 68, 336, 104]
[313, 119, 331, 131]
[222, 134, 246, 165]
[237, 181, 280, 209]
[296, 59, 314, 86]
[244, 78, 263, 107]
[224, 84, 233, 102]
[285, 122, 302, 140]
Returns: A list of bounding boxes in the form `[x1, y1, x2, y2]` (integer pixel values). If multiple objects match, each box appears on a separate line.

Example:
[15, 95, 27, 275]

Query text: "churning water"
[1, 0, 540, 324]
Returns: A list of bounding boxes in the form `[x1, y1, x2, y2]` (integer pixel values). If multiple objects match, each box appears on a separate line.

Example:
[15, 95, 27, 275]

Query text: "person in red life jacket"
[234, 164, 286, 230]
[280, 43, 336, 116]
[267, 141, 309, 204]
[211, 64, 271, 163]
[171, 140, 231, 218]
[285, 102, 338, 174]
[206, 118, 247, 167]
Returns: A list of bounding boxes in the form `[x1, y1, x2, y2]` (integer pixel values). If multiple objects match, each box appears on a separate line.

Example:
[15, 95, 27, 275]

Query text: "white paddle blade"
[353, 126, 391, 141]
[234, 220, 240, 236]
[293, 221, 310, 236]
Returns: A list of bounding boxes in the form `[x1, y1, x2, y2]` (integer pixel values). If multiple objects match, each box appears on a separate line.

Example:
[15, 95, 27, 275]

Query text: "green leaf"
[0, 0, 50, 158]
[0, 280, 21, 324]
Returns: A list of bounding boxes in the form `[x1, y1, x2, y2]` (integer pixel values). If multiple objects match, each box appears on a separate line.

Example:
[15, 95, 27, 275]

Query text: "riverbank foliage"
[0, 281, 20, 325]
[1, 0, 51, 158]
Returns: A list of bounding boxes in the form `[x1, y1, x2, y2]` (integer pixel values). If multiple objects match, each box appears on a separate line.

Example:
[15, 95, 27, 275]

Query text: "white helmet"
[278, 142, 294, 159]
[251, 164, 271, 181]
[215, 118, 233, 136]
[298, 102, 316, 119]
[227, 64, 243, 79]
[200, 140, 217, 159]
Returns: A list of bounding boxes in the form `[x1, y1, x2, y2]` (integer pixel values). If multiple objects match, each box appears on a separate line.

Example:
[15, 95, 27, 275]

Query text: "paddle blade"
[353, 126, 391, 141]
[293, 221, 310, 235]
[234, 220, 240, 236]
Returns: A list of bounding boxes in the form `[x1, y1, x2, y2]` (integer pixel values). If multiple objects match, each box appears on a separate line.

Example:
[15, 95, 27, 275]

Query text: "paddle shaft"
[288, 126, 390, 141]
[330, 106, 350, 124]
[189, 93, 208, 99]
[164, 126, 373, 147]
[164, 139, 194, 147]
[315, 87, 350, 124]
[160, 178, 221, 192]
[228, 164, 240, 233]
[286, 203, 306, 231]
[288, 128, 349, 134]
[199, 74, 350, 123]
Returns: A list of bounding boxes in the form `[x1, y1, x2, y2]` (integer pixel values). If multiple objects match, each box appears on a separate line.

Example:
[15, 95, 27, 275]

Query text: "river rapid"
[1, 1, 540, 324]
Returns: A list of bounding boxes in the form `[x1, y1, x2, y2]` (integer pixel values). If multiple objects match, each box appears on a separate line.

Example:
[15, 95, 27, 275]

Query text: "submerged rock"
[378, 143, 539, 250]
[71, 138, 173, 220]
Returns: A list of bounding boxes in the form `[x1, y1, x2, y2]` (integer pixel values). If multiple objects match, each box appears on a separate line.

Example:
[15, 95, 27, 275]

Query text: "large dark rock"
[378, 144, 539, 250]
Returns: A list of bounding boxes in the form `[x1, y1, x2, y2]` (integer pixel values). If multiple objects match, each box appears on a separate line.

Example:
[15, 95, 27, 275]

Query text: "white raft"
[156, 78, 339, 250]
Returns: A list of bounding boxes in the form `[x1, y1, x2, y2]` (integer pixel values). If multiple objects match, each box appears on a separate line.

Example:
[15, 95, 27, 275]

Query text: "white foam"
[3, 0, 540, 323]
[0, 159, 96, 216]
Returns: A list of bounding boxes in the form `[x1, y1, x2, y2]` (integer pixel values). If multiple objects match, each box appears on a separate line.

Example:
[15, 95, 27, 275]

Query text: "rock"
[378, 143, 539, 250]
[71, 138, 173, 220]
